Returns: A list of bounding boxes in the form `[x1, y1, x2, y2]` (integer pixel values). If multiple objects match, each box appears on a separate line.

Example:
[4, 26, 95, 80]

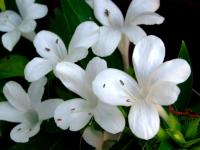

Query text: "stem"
[192, 88, 200, 97]
[22, 31, 36, 42]
[118, 35, 130, 71]
[156, 105, 169, 123]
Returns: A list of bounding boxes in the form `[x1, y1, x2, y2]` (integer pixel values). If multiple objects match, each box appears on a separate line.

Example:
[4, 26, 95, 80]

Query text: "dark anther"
[45, 48, 51, 52]
[88, 112, 92, 115]
[57, 118, 62, 121]
[71, 108, 75, 111]
[56, 39, 59, 44]
[104, 9, 110, 17]
[126, 99, 131, 102]
[120, 80, 124, 86]
[103, 84, 106, 88]
[17, 128, 22, 131]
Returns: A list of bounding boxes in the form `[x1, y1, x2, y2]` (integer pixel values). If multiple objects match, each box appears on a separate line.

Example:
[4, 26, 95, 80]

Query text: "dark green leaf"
[185, 118, 200, 140]
[60, 0, 94, 44]
[159, 141, 174, 150]
[0, 55, 28, 79]
[175, 41, 193, 109]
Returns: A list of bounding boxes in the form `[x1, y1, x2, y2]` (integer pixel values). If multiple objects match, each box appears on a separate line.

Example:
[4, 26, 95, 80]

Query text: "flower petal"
[33, 30, 67, 63]
[55, 62, 91, 100]
[2, 30, 21, 51]
[37, 99, 63, 120]
[10, 122, 41, 143]
[3, 81, 31, 111]
[54, 99, 92, 131]
[83, 127, 103, 149]
[128, 102, 160, 140]
[0, 102, 25, 122]
[149, 59, 191, 85]
[131, 12, 164, 25]
[125, 0, 160, 24]
[94, 102, 125, 134]
[132, 35, 165, 88]
[122, 25, 146, 44]
[18, 19, 36, 33]
[0, 10, 22, 32]
[147, 81, 180, 105]
[16, 0, 48, 19]
[28, 77, 47, 108]
[25, 57, 53, 82]
[67, 21, 99, 62]
[92, 0, 124, 26]
[92, 26, 121, 57]
[93, 69, 140, 106]
[86, 57, 107, 83]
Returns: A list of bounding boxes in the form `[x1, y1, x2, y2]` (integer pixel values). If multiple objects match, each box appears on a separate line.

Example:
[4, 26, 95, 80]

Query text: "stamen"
[56, 39, 59, 44]
[45, 48, 51, 52]
[17, 128, 22, 131]
[120, 80, 124, 86]
[57, 118, 62, 121]
[104, 9, 110, 17]
[103, 84, 106, 88]
[126, 99, 131, 102]
[71, 108, 76, 111]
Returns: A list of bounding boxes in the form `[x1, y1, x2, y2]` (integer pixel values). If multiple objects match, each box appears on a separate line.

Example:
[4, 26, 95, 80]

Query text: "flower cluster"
[0, 0, 191, 149]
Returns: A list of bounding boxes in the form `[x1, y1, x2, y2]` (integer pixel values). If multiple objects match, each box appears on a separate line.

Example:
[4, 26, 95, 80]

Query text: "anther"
[103, 84, 106, 88]
[45, 48, 51, 52]
[104, 9, 110, 17]
[120, 80, 124, 86]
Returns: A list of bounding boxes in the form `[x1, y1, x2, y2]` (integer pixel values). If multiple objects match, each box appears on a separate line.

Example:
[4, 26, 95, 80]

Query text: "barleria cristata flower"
[0, 0, 48, 51]
[92, 35, 191, 140]
[54, 57, 125, 134]
[24, 27, 97, 82]
[83, 0, 164, 68]
[0, 77, 63, 143]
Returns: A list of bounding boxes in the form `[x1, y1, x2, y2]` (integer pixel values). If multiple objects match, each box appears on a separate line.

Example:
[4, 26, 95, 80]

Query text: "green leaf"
[0, 55, 28, 79]
[185, 118, 200, 140]
[0, 0, 5, 11]
[175, 41, 193, 109]
[159, 141, 174, 150]
[60, 0, 94, 44]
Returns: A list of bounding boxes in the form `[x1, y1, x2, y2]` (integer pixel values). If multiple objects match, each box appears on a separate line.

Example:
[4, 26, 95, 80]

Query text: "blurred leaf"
[159, 141, 174, 150]
[175, 41, 193, 109]
[0, 55, 28, 79]
[60, 0, 94, 41]
[0, 0, 5, 11]
[185, 118, 200, 140]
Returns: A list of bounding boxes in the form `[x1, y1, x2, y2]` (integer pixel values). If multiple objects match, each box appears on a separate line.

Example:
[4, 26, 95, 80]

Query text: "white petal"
[54, 99, 92, 131]
[93, 69, 140, 106]
[86, 57, 107, 83]
[92, 26, 121, 57]
[132, 35, 165, 88]
[67, 21, 99, 62]
[125, 0, 160, 24]
[10, 122, 41, 143]
[22, 31, 36, 41]
[147, 81, 180, 105]
[55, 62, 91, 100]
[85, 0, 94, 8]
[37, 99, 63, 120]
[128, 102, 160, 140]
[16, 0, 48, 19]
[122, 25, 147, 44]
[18, 19, 36, 33]
[33, 30, 67, 63]
[92, 0, 124, 26]
[83, 127, 103, 149]
[131, 12, 164, 25]
[0, 102, 25, 122]
[24, 57, 53, 82]
[2, 30, 21, 51]
[94, 102, 125, 134]
[149, 59, 191, 85]
[0, 10, 22, 32]
[28, 77, 47, 108]
[3, 81, 31, 111]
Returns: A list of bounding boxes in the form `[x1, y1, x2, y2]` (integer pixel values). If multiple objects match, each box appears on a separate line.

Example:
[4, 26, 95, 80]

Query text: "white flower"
[92, 35, 191, 140]
[24, 27, 97, 82]
[0, 77, 63, 143]
[54, 57, 125, 134]
[83, 0, 164, 57]
[0, 0, 48, 51]
[83, 127, 120, 150]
